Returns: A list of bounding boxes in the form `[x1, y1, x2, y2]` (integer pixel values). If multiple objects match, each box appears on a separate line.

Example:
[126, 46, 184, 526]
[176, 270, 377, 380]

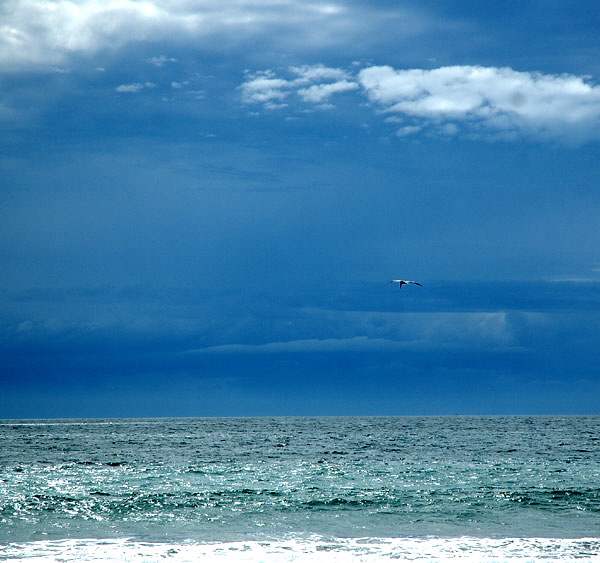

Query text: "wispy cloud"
[115, 82, 156, 93]
[241, 64, 600, 142]
[115, 83, 144, 93]
[187, 336, 403, 355]
[298, 80, 359, 103]
[146, 55, 177, 67]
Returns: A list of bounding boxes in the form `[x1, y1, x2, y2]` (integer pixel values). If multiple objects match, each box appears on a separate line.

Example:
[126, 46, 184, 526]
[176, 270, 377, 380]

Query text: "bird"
[389, 280, 422, 289]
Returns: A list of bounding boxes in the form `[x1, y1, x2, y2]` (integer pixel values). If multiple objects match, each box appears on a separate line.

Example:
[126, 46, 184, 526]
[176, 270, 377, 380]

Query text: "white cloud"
[290, 64, 350, 84]
[240, 70, 291, 104]
[115, 81, 156, 93]
[396, 125, 421, 137]
[264, 102, 288, 110]
[0, 0, 352, 69]
[358, 65, 600, 142]
[241, 65, 357, 109]
[242, 63, 600, 142]
[298, 80, 358, 103]
[115, 83, 144, 93]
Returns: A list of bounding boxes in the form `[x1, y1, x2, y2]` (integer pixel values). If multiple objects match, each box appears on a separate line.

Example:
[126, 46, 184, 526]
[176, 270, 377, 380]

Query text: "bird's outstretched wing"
[389, 279, 422, 289]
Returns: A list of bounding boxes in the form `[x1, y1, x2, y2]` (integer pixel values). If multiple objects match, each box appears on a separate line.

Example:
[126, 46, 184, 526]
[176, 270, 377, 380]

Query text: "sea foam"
[2, 537, 600, 562]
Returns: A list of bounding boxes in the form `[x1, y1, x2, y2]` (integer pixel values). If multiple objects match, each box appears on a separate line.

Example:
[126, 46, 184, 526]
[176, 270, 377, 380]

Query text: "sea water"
[0, 416, 598, 561]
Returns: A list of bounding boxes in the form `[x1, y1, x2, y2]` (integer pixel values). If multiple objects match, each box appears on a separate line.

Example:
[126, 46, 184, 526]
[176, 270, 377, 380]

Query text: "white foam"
[2, 536, 599, 562]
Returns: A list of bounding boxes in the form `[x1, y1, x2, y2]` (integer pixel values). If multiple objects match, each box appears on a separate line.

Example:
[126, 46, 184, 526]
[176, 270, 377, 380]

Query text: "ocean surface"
[0, 416, 598, 561]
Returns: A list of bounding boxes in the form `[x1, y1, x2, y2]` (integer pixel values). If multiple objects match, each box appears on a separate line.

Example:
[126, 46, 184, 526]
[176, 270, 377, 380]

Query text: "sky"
[1, 0, 599, 418]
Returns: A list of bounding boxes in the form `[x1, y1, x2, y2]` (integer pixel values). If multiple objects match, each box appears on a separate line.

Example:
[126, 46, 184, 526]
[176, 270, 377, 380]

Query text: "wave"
[5, 485, 598, 520]
[2, 536, 599, 562]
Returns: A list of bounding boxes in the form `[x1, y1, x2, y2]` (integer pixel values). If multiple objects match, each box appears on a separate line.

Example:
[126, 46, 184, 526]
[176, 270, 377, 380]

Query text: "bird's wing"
[410, 282, 422, 286]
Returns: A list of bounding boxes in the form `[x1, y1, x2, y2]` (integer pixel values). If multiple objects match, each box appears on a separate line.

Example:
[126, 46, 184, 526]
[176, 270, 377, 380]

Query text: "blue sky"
[1, 0, 599, 417]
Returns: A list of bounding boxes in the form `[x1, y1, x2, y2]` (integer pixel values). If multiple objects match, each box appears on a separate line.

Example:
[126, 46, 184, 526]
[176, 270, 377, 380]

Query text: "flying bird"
[389, 280, 422, 289]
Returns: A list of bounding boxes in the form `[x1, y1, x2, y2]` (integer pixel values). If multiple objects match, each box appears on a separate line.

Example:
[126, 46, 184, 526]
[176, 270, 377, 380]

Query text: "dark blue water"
[1, 416, 599, 561]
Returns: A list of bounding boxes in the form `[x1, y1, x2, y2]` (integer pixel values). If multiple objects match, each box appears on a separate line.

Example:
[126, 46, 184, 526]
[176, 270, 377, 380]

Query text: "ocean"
[0, 416, 598, 561]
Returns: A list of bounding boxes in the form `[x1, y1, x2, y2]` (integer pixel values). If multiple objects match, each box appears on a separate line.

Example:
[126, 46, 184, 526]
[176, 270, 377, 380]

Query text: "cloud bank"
[0, 0, 349, 68]
[360, 65, 600, 142]
[186, 310, 516, 356]
[187, 336, 401, 355]
[242, 64, 600, 142]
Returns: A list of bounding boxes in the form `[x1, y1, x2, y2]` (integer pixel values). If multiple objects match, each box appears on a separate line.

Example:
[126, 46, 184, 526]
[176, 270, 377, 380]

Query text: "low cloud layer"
[183, 309, 517, 357]
[242, 64, 600, 142]
[187, 336, 400, 355]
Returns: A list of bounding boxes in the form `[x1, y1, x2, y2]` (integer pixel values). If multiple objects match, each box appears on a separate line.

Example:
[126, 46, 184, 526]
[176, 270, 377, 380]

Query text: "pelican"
[389, 280, 422, 289]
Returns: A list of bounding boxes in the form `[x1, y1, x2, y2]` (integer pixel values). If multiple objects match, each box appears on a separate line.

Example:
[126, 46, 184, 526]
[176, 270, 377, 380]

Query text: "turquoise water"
[1, 416, 599, 561]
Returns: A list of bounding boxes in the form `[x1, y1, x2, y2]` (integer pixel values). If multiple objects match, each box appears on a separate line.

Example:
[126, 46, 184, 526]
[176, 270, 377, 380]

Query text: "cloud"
[146, 55, 177, 67]
[115, 83, 144, 93]
[187, 336, 403, 355]
[241, 64, 600, 142]
[240, 70, 291, 105]
[290, 64, 349, 83]
[396, 125, 422, 137]
[185, 311, 517, 356]
[358, 65, 600, 142]
[298, 80, 359, 103]
[115, 82, 156, 93]
[0, 0, 351, 69]
[240, 65, 358, 109]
